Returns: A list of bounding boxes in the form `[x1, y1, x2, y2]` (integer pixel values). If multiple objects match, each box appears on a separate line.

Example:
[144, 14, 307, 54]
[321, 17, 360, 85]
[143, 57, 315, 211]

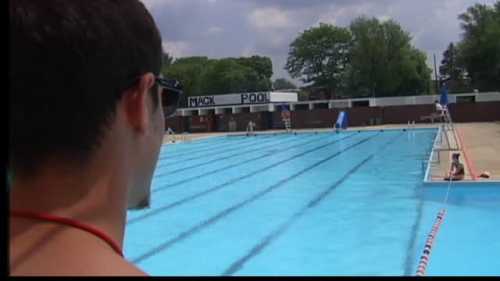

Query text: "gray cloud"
[141, 0, 497, 84]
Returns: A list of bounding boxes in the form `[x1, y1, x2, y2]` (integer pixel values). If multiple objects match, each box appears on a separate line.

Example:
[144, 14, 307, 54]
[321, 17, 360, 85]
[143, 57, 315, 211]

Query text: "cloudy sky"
[142, 0, 496, 83]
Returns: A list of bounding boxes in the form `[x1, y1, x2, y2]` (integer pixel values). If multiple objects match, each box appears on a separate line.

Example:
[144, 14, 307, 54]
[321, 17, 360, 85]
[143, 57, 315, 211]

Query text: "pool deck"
[162, 122, 500, 182]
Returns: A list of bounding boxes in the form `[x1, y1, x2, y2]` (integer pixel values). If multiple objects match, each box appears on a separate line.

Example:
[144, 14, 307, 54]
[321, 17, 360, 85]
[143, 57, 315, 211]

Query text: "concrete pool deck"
[162, 122, 500, 182]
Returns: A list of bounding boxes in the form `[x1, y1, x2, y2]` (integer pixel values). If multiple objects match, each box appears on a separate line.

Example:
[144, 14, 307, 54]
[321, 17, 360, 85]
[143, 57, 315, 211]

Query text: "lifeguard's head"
[9, 0, 166, 209]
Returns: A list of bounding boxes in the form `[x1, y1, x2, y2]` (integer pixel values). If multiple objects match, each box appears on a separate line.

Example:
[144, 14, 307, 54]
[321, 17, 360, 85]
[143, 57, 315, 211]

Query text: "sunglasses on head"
[155, 76, 183, 118]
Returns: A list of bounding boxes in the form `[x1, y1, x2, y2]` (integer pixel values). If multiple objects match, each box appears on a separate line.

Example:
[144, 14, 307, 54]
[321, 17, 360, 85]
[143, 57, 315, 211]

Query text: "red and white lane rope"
[415, 168, 455, 276]
[415, 209, 446, 276]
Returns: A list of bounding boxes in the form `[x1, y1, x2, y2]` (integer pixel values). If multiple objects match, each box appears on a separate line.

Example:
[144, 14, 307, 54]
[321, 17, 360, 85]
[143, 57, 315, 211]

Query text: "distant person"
[166, 127, 176, 142]
[9, 0, 182, 276]
[228, 117, 237, 132]
[434, 100, 445, 122]
[280, 105, 291, 132]
[444, 153, 465, 181]
[246, 120, 256, 136]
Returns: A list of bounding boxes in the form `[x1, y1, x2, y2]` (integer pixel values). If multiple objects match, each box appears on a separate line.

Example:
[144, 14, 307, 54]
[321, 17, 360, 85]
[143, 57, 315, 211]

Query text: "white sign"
[188, 92, 271, 108]
[187, 91, 298, 108]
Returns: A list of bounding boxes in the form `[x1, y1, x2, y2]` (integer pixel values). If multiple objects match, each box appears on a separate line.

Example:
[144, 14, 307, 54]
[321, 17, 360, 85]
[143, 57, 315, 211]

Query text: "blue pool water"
[124, 129, 500, 276]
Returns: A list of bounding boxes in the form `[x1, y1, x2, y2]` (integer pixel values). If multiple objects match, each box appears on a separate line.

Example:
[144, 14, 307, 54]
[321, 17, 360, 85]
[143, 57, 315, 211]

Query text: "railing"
[424, 126, 443, 182]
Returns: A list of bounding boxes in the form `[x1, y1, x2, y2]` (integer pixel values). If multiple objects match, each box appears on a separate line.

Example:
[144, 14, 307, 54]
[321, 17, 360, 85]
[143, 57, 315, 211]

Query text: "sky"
[142, 0, 497, 84]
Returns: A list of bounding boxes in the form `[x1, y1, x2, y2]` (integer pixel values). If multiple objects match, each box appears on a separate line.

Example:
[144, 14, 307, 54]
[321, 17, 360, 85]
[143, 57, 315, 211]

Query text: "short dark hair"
[9, 0, 163, 175]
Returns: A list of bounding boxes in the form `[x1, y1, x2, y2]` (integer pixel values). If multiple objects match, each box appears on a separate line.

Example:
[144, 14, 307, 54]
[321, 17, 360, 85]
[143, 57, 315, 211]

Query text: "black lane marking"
[222, 132, 404, 276]
[158, 135, 272, 161]
[158, 137, 229, 158]
[158, 134, 282, 164]
[159, 136, 224, 154]
[404, 197, 424, 275]
[161, 135, 269, 155]
[223, 156, 374, 276]
[128, 133, 359, 225]
[403, 135, 437, 275]
[130, 133, 379, 264]
[151, 133, 329, 193]
[154, 135, 301, 178]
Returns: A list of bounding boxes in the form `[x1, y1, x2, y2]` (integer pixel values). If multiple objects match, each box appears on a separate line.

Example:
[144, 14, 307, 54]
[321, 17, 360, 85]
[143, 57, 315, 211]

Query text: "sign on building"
[187, 92, 298, 108]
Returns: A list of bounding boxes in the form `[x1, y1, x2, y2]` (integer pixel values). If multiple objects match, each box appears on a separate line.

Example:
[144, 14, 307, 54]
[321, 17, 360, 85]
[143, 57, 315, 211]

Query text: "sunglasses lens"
[161, 88, 180, 118]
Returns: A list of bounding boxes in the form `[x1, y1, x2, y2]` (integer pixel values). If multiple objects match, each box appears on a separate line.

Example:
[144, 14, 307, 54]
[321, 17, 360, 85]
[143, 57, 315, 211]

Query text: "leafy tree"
[456, 2, 500, 91]
[285, 23, 352, 93]
[439, 43, 471, 92]
[236, 56, 273, 82]
[346, 17, 431, 97]
[163, 56, 210, 97]
[273, 78, 297, 90]
[439, 43, 463, 81]
[162, 56, 273, 98]
[161, 52, 174, 68]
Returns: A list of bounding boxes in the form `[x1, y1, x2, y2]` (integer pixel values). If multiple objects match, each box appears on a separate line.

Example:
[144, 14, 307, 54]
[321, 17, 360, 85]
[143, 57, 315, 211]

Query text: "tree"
[162, 56, 211, 97]
[285, 23, 352, 93]
[273, 78, 297, 90]
[439, 43, 463, 81]
[456, 2, 500, 91]
[346, 17, 431, 97]
[162, 52, 174, 68]
[161, 56, 273, 98]
[439, 43, 470, 92]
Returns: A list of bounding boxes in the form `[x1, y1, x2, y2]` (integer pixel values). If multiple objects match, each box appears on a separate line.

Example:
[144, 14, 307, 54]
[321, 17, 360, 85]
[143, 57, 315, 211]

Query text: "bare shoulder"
[81, 250, 149, 276]
[108, 257, 149, 276]
[10, 241, 148, 276]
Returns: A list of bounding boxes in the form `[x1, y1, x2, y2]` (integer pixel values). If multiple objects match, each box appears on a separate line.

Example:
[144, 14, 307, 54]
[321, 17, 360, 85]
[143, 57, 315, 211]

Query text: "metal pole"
[433, 54, 439, 95]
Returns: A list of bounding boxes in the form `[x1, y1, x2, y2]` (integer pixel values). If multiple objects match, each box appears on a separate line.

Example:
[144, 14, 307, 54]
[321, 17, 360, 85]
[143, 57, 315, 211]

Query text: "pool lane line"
[159, 136, 229, 157]
[405, 131, 442, 274]
[403, 192, 424, 276]
[156, 133, 300, 170]
[151, 133, 332, 193]
[154, 134, 304, 178]
[159, 134, 282, 162]
[222, 156, 374, 275]
[158, 134, 275, 161]
[160, 135, 224, 150]
[154, 132, 354, 178]
[130, 132, 380, 264]
[128, 133, 359, 225]
[221, 132, 405, 276]
[455, 127, 477, 180]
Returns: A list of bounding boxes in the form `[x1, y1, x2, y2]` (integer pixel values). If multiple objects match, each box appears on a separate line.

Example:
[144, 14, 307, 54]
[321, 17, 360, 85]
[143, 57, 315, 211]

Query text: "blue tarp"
[335, 111, 348, 129]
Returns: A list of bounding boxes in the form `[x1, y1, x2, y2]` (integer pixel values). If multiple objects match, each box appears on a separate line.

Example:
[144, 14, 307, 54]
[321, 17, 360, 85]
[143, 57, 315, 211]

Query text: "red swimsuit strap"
[10, 209, 123, 257]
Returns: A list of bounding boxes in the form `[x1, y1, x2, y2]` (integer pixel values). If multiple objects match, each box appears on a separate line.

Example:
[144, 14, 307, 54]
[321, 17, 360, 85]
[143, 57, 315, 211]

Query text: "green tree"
[162, 56, 273, 97]
[162, 56, 211, 97]
[273, 78, 297, 90]
[234, 56, 273, 91]
[439, 43, 471, 92]
[439, 43, 464, 81]
[285, 23, 352, 93]
[236, 56, 273, 81]
[345, 17, 431, 97]
[161, 52, 174, 68]
[456, 2, 500, 91]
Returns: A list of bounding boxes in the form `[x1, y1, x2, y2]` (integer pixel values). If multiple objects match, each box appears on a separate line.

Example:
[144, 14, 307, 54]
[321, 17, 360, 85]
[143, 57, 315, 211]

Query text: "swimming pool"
[124, 129, 500, 276]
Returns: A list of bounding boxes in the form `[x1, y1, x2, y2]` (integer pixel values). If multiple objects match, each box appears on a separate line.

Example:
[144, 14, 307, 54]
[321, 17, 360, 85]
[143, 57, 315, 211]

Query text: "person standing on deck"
[280, 105, 292, 132]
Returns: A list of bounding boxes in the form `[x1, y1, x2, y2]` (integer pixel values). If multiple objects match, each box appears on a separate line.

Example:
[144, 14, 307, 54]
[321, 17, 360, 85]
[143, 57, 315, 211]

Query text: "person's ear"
[122, 73, 156, 134]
